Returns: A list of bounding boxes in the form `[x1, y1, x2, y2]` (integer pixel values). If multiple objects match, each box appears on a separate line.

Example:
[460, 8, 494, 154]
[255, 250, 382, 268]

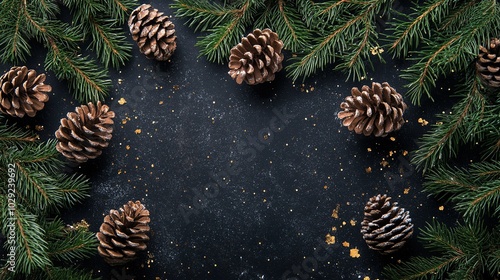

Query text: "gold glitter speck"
[135, 129, 142, 134]
[325, 234, 335, 245]
[331, 204, 340, 219]
[439, 205, 444, 211]
[342, 241, 350, 247]
[350, 248, 360, 258]
[118, 98, 127, 105]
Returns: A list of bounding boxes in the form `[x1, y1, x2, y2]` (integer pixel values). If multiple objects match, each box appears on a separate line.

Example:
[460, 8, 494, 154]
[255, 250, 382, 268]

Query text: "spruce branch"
[411, 74, 487, 171]
[423, 162, 500, 222]
[387, 0, 453, 59]
[171, 0, 236, 32]
[383, 220, 500, 280]
[287, 0, 389, 82]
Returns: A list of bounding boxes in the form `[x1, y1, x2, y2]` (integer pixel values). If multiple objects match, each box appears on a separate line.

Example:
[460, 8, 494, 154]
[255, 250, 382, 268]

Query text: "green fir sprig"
[0, 116, 97, 279]
[384, 220, 500, 280]
[0, 0, 138, 103]
[172, 0, 392, 82]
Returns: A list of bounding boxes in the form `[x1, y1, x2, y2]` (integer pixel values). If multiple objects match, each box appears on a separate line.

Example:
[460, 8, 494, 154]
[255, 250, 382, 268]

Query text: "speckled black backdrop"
[0, 1, 462, 279]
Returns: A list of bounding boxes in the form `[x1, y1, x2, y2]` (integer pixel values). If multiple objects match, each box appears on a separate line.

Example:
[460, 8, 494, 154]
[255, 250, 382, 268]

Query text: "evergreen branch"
[52, 173, 90, 210]
[0, 202, 50, 275]
[423, 163, 500, 222]
[384, 220, 498, 280]
[195, 0, 259, 64]
[44, 218, 97, 263]
[45, 47, 110, 103]
[0, 1, 31, 63]
[400, 1, 499, 105]
[105, 0, 137, 23]
[87, 18, 132, 69]
[438, 0, 478, 32]
[286, 0, 385, 82]
[295, 0, 318, 26]
[0, 117, 38, 147]
[411, 75, 486, 171]
[172, 0, 237, 32]
[387, 0, 452, 58]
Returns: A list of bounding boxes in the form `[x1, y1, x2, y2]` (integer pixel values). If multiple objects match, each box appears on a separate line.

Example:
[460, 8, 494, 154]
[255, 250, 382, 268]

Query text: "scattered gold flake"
[118, 169, 122, 174]
[342, 241, 350, 247]
[370, 46, 384, 55]
[118, 97, 127, 105]
[389, 151, 394, 157]
[331, 226, 337, 232]
[159, 100, 164, 105]
[65, 219, 89, 232]
[380, 160, 389, 167]
[390, 137, 396, 141]
[438, 205, 444, 211]
[122, 119, 127, 124]
[418, 117, 429, 126]
[125, 145, 130, 150]
[331, 204, 340, 219]
[324, 185, 328, 190]
[364, 276, 370, 280]
[342, 221, 347, 226]
[367, 147, 372, 152]
[325, 233, 336, 245]
[349, 219, 357, 226]
[350, 248, 361, 258]
[436, 121, 443, 125]
[173, 85, 180, 90]
[404, 188, 410, 194]
[34, 125, 44, 131]
[135, 129, 142, 134]
[403, 150, 409, 156]
[365, 167, 372, 173]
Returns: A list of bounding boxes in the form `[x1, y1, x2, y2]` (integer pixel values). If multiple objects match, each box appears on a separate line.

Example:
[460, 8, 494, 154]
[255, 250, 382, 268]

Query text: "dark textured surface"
[0, 2, 462, 279]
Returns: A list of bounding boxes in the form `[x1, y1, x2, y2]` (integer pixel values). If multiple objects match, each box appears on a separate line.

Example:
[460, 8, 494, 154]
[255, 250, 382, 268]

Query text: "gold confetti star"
[342, 241, 350, 247]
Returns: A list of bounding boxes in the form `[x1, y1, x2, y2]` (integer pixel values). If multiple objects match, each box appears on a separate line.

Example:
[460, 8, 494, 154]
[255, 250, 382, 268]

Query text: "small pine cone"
[0, 66, 50, 117]
[228, 28, 284, 85]
[476, 38, 500, 88]
[55, 101, 115, 163]
[360, 194, 413, 254]
[338, 82, 407, 137]
[97, 201, 150, 266]
[128, 4, 177, 61]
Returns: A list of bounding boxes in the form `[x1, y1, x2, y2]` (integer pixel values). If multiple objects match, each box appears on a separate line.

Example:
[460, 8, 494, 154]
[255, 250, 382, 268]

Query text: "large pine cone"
[0, 66, 50, 117]
[338, 82, 407, 137]
[476, 38, 500, 88]
[97, 201, 150, 266]
[360, 194, 413, 254]
[128, 4, 177, 61]
[55, 101, 115, 163]
[228, 28, 284, 85]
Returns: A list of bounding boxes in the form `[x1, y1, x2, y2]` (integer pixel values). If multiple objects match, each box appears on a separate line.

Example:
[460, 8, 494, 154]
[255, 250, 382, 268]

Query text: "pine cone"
[360, 194, 413, 254]
[55, 101, 115, 163]
[0, 66, 50, 117]
[128, 4, 177, 61]
[476, 38, 500, 88]
[338, 82, 407, 137]
[228, 28, 284, 85]
[97, 201, 150, 266]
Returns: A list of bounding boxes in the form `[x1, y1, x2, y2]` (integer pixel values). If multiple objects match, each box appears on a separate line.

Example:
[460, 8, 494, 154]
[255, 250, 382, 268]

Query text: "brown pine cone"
[476, 38, 500, 88]
[0, 66, 50, 117]
[338, 82, 407, 137]
[55, 101, 115, 163]
[360, 194, 413, 254]
[128, 4, 177, 61]
[97, 201, 150, 266]
[228, 28, 284, 85]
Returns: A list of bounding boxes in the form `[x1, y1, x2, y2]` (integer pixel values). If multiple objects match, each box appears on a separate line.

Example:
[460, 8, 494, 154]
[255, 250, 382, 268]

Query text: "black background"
[0, 1, 463, 279]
